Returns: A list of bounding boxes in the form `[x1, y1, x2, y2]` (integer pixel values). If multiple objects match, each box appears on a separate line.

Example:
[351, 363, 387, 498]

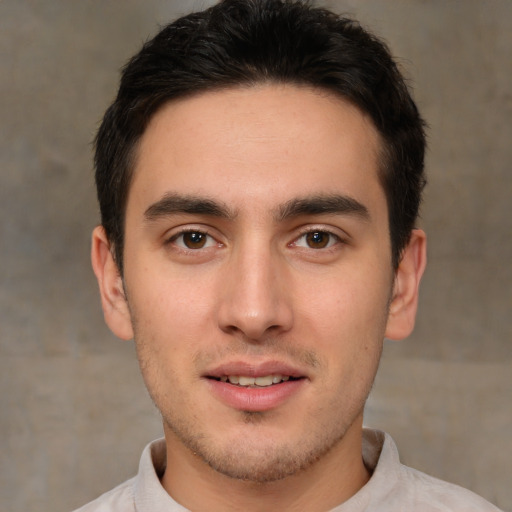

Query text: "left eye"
[294, 231, 339, 249]
[171, 231, 217, 250]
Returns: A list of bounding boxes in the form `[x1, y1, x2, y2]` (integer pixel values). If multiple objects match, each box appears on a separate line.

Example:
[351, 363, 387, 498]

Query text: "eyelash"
[167, 228, 220, 251]
[291, 228, 344, 250]
[166, 226, 344, 252]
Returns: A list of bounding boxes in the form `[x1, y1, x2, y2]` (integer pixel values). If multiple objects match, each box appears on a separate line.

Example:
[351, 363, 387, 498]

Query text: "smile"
[207, 373, 305, 412]
[204, 361, 308, 410]
[215, 374, 293, 387]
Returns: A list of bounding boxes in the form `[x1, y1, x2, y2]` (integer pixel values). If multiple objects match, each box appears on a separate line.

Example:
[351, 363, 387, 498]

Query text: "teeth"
[220, 374, 292, 387]
[254, 376, 273, 386]
[238, 376, 255, 386]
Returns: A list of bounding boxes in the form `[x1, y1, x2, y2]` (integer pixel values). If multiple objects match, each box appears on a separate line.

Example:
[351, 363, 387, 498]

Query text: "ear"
[385, 229, 427, 341]
[91, 226, 134, 341]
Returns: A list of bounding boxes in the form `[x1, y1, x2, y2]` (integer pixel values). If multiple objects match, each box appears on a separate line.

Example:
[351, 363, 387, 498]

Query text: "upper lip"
[203, 360, 307, 379]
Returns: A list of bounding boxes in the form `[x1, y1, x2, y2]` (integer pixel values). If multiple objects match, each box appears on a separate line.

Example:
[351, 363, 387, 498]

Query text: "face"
[94, 84, 424, 483]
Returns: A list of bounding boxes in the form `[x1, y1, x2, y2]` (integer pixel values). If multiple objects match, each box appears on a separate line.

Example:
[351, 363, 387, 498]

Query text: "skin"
[92, 84, 426, 511]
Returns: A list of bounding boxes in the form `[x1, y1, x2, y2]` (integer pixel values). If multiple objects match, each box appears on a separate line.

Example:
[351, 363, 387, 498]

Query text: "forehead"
[129, 84, 385, 218]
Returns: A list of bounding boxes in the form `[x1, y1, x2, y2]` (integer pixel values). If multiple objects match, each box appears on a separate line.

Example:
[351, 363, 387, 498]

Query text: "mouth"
[208, 374, 301, 387]
[204, 362, 307, 411]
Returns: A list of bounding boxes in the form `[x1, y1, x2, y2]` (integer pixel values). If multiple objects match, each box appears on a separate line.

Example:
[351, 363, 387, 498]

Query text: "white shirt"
[73, 429, 502, 512]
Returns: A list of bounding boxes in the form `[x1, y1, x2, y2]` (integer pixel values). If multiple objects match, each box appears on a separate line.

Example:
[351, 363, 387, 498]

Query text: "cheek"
[294, 270, 389, 392]
[298, 268, 391, 337]
[128, 264, 215, 321]
[129, 281, 203, 392]
[126, 269, 224, 381]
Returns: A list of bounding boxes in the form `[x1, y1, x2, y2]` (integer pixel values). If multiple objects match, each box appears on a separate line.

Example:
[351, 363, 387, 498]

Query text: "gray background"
[0, 1, 510, 511]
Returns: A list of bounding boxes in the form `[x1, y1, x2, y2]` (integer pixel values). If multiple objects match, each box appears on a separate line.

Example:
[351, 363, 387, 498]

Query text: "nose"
[216, 242, 294, 341]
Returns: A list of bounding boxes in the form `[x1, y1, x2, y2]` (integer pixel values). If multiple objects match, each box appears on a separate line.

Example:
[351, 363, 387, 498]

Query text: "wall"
[0, 1, 510, 510]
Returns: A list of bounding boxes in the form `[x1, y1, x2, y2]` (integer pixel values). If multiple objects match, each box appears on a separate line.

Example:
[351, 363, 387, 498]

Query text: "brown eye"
[305, 231, 331, 249]
[182, 231, 207, 249]
[171, 230, 217, 250]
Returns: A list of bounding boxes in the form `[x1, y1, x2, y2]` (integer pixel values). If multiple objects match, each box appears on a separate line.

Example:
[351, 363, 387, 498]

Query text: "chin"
[165, 412, 350, 483]
[199, 439, 323, 483]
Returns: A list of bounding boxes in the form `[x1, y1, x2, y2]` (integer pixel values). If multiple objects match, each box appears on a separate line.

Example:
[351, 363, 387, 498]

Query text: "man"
[77, 1, 502, 510]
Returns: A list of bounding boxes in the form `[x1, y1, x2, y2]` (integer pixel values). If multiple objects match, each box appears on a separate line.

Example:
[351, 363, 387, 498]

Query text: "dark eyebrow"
[144, 193, 236, 221]
[276, 194, 370, 221]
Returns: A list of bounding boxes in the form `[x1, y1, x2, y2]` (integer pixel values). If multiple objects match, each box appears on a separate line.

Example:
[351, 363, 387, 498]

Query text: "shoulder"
[396, 465, 503, 511]
[359, 429, 503, 512]
[70, 438, 168, 512]
[71, 477, 136, 512]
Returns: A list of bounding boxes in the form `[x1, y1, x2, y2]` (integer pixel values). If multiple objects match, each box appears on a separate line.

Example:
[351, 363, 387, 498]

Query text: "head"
[95, 0, 426, 274]
[91, 0, 427, 499]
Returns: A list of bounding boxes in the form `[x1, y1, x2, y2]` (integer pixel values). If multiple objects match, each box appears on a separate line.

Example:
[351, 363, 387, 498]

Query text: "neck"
[160, 417, 370, 512]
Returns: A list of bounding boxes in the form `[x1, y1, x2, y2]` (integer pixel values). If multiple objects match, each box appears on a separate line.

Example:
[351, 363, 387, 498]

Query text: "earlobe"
[385, 229, 427, 341]
[91, 226, 134, 341]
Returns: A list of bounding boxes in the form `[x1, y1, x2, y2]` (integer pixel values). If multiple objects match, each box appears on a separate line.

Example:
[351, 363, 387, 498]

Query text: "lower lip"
[206, 378, 305, 412]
